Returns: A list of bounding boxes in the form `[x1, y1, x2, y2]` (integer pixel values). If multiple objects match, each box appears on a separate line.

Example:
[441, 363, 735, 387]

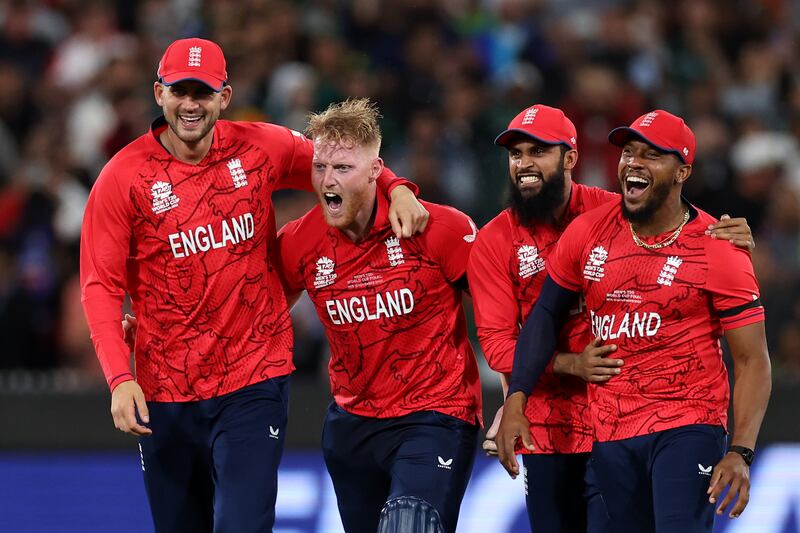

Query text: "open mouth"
[179, 115, 203, 128]
[624, 175, 650, 200]
[323, 192, 343, 212]
[517, 173, 542, 187]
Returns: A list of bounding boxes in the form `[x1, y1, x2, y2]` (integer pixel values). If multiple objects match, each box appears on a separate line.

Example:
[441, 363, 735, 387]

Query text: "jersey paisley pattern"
[548, 201, 764, 442]
[468, 183, 617, 453]
[278, 196, 482, 424]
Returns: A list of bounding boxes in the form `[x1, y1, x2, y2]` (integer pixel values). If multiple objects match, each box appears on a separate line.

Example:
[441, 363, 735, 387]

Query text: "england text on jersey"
[168, 212, 255, 258]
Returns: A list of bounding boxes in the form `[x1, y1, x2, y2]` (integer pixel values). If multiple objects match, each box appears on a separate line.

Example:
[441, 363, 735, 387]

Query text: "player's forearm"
[381, 167, 419, 197]
[81, 290, 134, 390]
[508, 277, 576, 397]
[477, 329, 518, 374]
[730, 354, 771, 449]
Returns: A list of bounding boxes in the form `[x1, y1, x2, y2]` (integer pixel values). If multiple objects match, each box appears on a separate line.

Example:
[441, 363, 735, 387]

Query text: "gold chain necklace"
[629, 209, 690, 250]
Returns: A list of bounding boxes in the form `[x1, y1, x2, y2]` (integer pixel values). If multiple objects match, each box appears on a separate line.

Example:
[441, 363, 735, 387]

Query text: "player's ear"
[675, 163, 692, 184]
[219, 85, 233, 111]
[154, 82, 165, 106]
[370, 157, 384, 182]
[563, 148, 578, 170]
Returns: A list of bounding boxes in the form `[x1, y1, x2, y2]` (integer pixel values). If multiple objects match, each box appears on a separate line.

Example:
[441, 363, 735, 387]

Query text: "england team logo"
[657, 256, 683, 286]
[151, 181, 180, 214]
[583, 245, 608, 282]
[188, 46, 202, 67]
[518, 245, 545, 278]
[227, 158, 248, 188]
[385, 237, 404, 266]
[314, 256, 337, 288]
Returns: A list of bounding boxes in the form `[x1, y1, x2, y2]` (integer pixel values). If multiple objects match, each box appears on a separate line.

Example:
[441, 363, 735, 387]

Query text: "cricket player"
[497, 110, 771, 532]
[80, 38, 426, 532]
[470, 104, 754, 533]
[276, 98, 481, 533]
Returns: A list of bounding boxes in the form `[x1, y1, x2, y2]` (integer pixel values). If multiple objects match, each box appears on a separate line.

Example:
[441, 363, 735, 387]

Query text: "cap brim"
[494, 128, 569, 148]
[160, 72, 225, 92]
[608, 127, 688, 164]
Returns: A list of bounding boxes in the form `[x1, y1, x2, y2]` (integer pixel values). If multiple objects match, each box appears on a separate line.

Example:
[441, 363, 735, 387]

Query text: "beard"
[507, 162, 567, 227]
[620, 178, 671, 225]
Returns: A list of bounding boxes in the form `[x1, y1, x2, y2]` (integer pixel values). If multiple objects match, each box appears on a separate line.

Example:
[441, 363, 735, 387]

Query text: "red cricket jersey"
[277, 195, 482, 424]
[548, 201, 764, 442]
[468, 182, 617, 453]
[80, 117, 412, 401]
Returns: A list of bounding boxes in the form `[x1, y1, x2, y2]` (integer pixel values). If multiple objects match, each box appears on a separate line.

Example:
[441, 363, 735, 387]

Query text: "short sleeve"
[706, 242, 764, 331]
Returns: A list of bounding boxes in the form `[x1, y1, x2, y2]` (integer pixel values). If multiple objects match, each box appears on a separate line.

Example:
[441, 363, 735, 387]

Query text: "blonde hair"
[305, 98, 382, 153]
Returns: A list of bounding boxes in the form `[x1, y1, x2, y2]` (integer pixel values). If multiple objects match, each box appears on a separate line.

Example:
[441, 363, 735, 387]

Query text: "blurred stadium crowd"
[0, 0, 798, 385]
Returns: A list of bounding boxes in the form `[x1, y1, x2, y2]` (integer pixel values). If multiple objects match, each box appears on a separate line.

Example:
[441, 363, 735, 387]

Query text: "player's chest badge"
[151, 181, 180, 214]
[226, 158, 248, 189]
[656, 256, 683, 286]
[384, 236, 404, 266]
[583, 245, 608, 282]
[314, 256, 337, 288]
[517, 245, 545, 279]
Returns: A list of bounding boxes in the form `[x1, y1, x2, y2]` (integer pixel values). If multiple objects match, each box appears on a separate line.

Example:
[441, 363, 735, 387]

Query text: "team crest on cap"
[151, 181, 180, 214]
[639, 112, 658, 127]
[226, 159, 248, 188]
[521, 107, 539, 125]
[384, 237, 404, 266]
[682, 147, 689, 157]
[657, 256, 683, 286]
[314, 256, 337, 288]
[583, 245, 608, 282]
[518, 245, 545, 278]
[188, 46, 202, 67]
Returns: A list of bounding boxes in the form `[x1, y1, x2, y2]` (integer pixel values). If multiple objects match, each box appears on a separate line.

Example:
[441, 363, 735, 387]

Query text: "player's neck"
[160, 127, 214, 165]
[630, 197, 687, 237]
[341, 193, 378, 242]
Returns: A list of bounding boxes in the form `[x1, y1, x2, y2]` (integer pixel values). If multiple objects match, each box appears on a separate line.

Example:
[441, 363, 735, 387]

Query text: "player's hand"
[707, 452, 750, 518]
[482, 405, 504, 456]
[110, 380, 152, 437]
[706, 214, 754, 252]
[496, 392, 534, 478]
[569, 337, 622, 383]
[389, 185, 429, 238]
[122, 313, 138, 352]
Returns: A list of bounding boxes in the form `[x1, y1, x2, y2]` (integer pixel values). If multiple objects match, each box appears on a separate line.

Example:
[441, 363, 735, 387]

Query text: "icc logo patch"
[583, 245, 608, 282]
[151, 181, 180, 214]
[517, 245, 545, 278]
[314, 256, 337, 288]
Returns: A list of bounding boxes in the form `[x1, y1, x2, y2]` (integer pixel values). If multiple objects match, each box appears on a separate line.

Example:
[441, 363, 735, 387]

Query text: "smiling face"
[312, 137, 382, 237]
[618, 139, 690, 223]
[154, 80, 231, 148]
[506, 136, 576, 226]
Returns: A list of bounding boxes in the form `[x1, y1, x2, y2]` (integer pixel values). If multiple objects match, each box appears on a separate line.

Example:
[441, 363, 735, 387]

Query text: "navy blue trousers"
[138, 376, 290, 533]
[322, 403, 479, 533]
[522, 453, 612, 533]
[590, 424, 727, 533]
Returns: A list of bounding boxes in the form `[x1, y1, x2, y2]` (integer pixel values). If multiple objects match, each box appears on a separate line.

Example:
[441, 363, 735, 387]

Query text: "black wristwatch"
[728, 445, 755, 466]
